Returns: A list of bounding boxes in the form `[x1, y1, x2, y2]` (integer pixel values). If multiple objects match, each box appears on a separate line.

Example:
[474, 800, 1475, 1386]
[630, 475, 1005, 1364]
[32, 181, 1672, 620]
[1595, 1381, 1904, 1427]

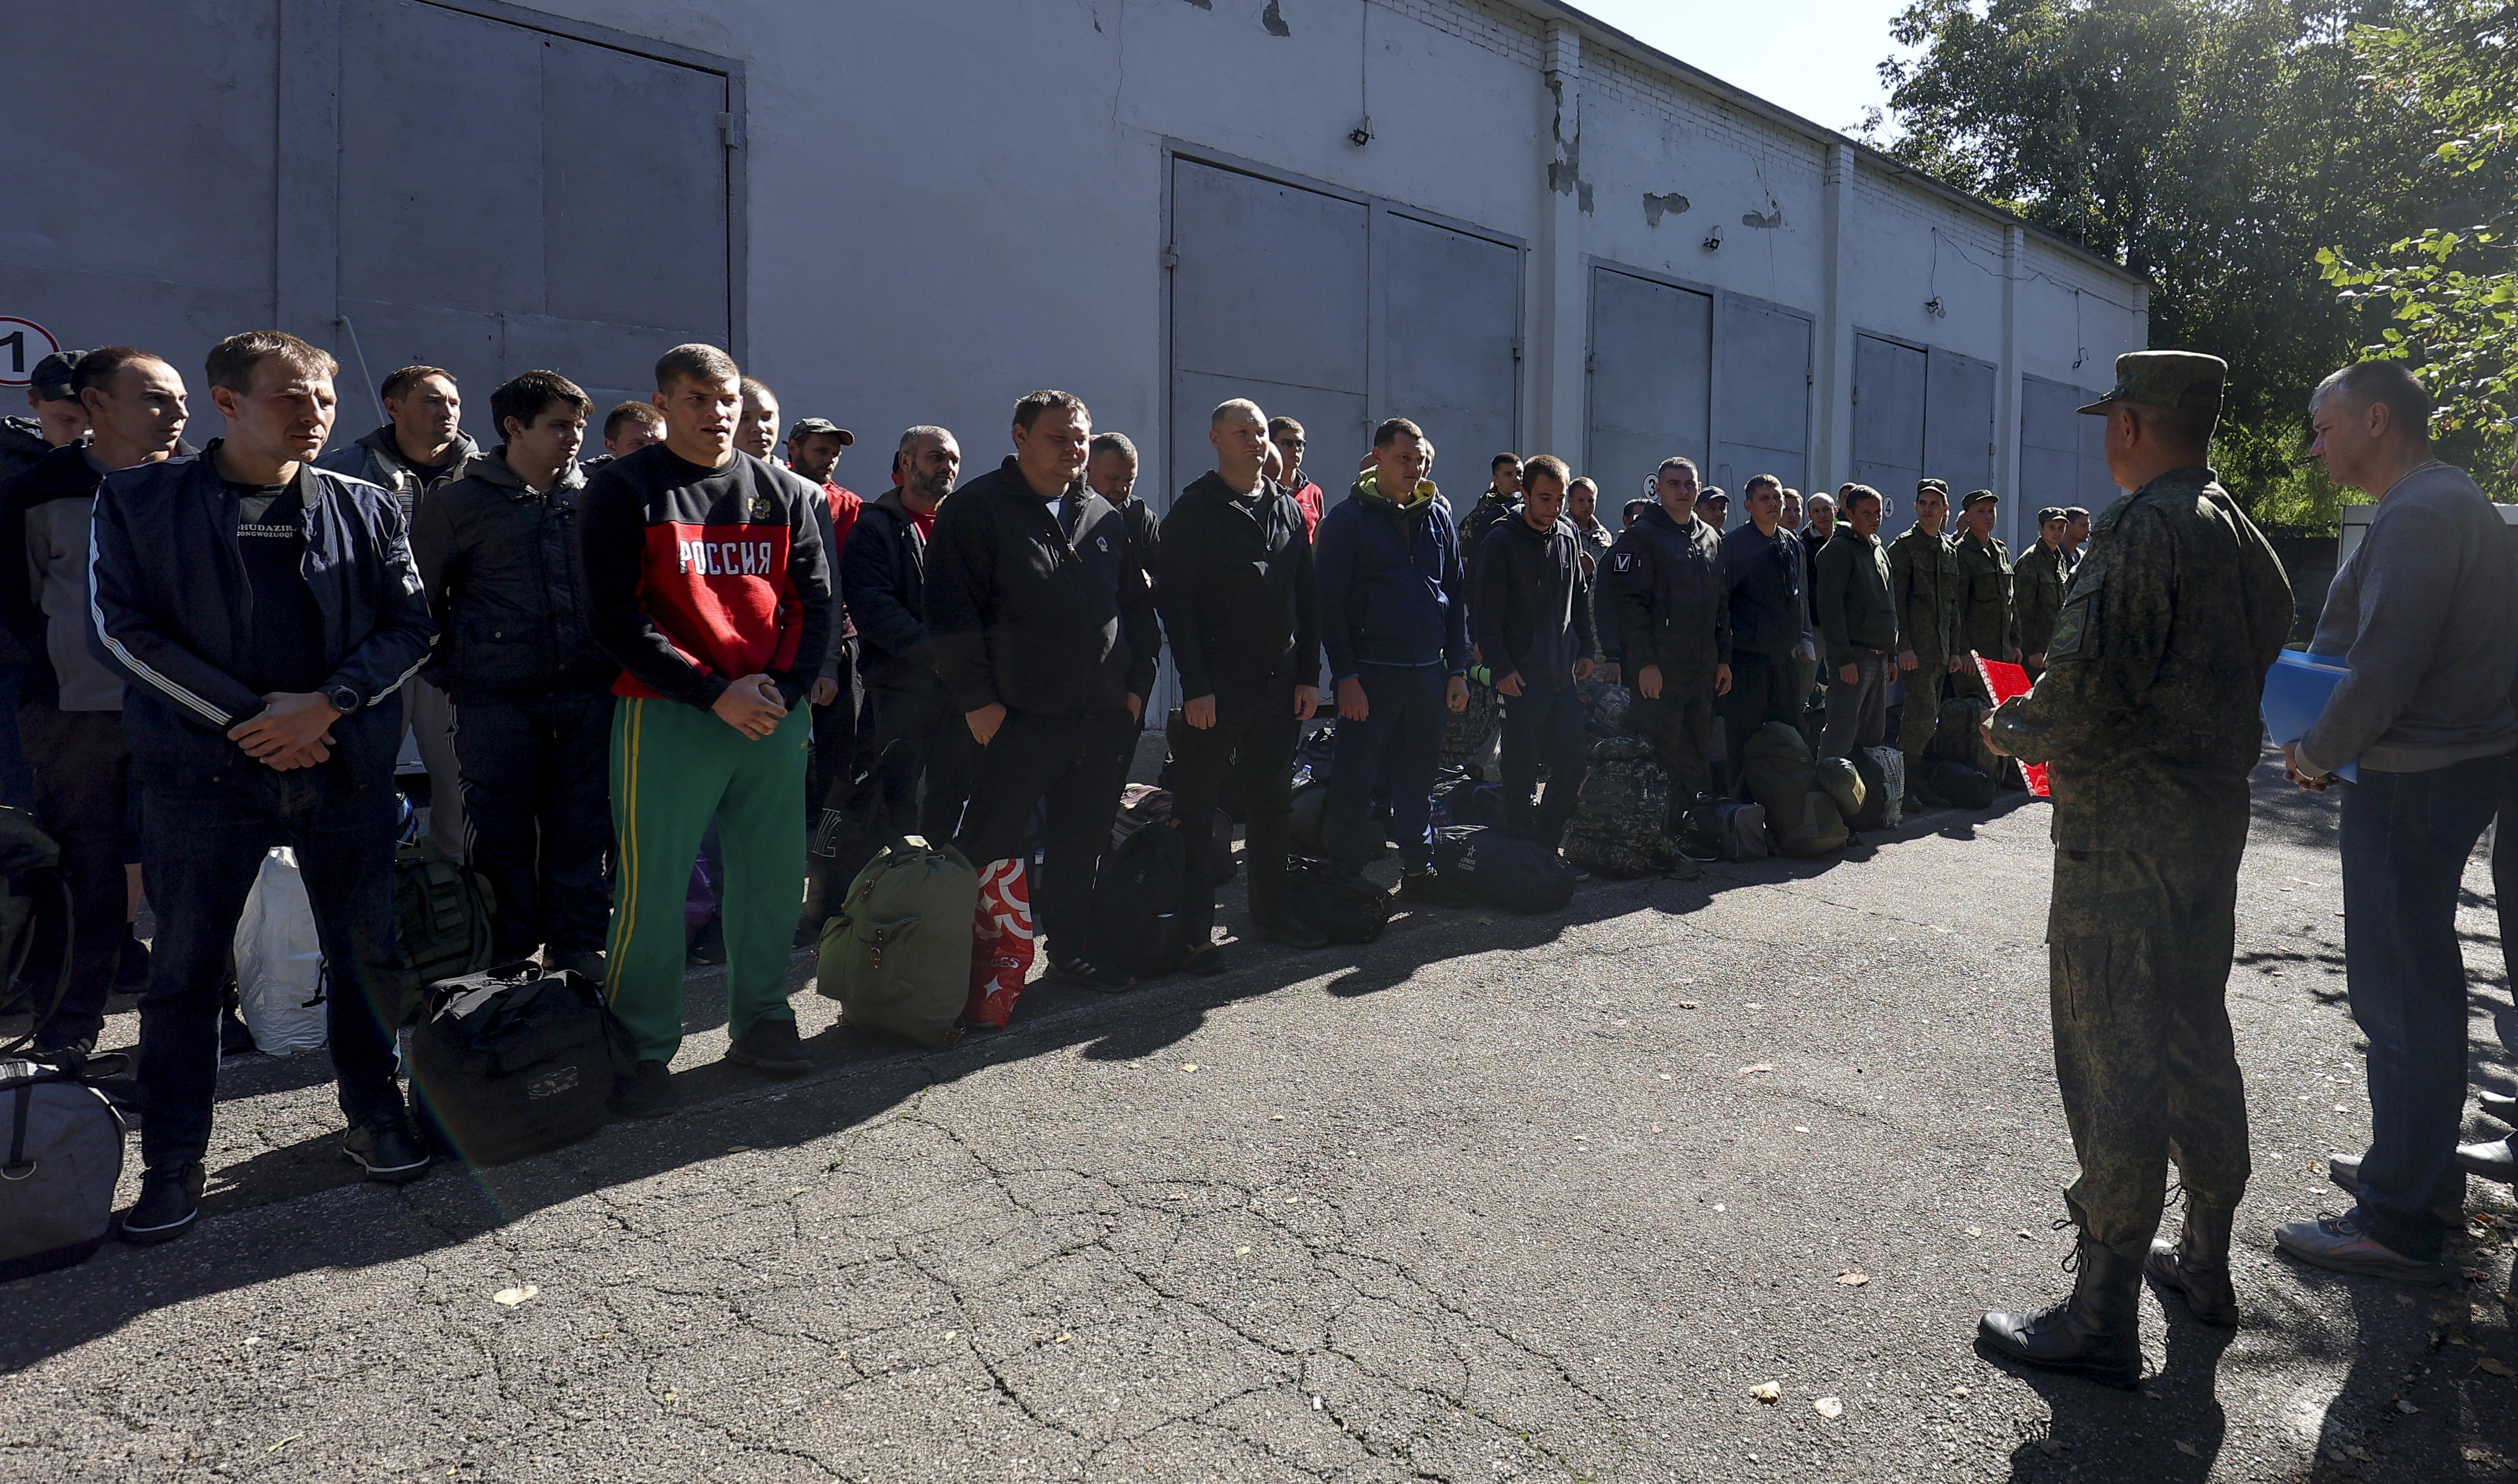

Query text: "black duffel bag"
[408, 963, 636, 1167]
[1090, 817, 1190, 977]
[1429, 825, 1578, 914]
[1922, 758, 1997, 811]
[1288, 858, 1391, 944]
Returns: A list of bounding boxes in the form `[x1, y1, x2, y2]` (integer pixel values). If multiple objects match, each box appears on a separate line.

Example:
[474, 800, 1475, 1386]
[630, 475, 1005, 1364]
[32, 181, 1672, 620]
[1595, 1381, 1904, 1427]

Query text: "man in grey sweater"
[2276, 361, 2518, 1285]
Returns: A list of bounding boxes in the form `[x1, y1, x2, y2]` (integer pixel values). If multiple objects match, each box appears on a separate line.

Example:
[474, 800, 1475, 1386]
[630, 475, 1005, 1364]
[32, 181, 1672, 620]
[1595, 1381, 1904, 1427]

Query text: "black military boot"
[1978, 1228, 2145, 1387]
[2145, 1202, 2238, 1327]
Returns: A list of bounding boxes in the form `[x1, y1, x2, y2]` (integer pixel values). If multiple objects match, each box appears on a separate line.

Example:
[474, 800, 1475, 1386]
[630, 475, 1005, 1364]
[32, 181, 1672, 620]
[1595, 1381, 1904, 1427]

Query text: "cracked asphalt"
[5, 750, 2516, 1483]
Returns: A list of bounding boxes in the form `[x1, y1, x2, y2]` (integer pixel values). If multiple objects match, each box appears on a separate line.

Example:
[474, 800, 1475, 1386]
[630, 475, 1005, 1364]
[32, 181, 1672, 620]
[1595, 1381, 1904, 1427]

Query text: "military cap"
[2077, 350, 2226, 416]
[784, 416, 854, 446]
[2063, 506, 2090, 519]
[1961, 489, 1998, 509]
[29, 350, 84, 404]
[1917, 477, 1949, 496]
[2036, 506, 2069, 524]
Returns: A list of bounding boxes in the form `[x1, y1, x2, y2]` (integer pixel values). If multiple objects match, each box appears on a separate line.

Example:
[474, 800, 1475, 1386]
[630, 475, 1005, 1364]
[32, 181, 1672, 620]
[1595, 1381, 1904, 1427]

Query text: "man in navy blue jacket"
[89, 331, 438, 1245]
[1472, 455, 1597, 851]
[1314, 417, 1472, 906]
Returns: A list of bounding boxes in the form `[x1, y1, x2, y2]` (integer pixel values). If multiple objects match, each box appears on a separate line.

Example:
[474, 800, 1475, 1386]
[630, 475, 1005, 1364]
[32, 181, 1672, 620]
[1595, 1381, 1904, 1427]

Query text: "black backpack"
[1922, 758, 1997, 810]
[1089, 819, 1190, 976]
[408, 964, 635, 1166]
[392, 839, 495, 1024]
[1287, 858, 1391, 944]
[1429, 825, 1578, 914]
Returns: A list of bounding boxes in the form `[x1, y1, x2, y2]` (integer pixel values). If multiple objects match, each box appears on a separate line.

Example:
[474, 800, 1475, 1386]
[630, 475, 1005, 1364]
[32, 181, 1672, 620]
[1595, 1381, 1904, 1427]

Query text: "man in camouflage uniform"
[2014, 506, 2074, 676]
[1950, 489, 2017, 683]
[1977, 351, 2292, 1385]
[1886, 478, 1965, 795]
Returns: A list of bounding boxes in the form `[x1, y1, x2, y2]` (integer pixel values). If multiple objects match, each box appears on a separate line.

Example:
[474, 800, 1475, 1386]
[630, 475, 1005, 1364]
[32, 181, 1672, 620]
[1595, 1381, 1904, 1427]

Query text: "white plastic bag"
[233, 848, 327, 1055]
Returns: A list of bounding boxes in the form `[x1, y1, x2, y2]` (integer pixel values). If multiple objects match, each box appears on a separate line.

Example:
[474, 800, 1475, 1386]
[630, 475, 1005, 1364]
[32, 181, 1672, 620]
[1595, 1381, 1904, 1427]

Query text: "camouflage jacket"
[1951, 532, 2015, 659]
[2013, 539, 2072, 660]
[1885, 525, 1962, 660]
[1987, 467, 2292, 852]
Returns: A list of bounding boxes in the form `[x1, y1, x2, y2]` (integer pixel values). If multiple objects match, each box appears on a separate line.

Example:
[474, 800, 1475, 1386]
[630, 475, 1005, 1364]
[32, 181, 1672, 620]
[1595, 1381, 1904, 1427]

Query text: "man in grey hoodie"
[2275, 361, 2518, 1286]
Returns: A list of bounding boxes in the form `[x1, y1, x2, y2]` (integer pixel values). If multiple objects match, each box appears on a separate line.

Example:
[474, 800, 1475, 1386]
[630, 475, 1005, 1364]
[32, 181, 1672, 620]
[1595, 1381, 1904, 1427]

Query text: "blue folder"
[2262, 650, 2357, 782]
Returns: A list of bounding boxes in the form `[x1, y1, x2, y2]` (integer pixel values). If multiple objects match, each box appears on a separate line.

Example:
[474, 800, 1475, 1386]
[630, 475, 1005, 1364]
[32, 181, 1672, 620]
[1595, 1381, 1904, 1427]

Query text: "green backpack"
[816, 836, 977, 1049]
[1562, 735, 1684, 877]
[392, 839, 495, 1024]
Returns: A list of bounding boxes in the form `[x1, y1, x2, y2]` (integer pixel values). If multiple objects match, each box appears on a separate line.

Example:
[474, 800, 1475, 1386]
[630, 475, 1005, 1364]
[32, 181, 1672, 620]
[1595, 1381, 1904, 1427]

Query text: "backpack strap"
[3, 1082, 34, 1178]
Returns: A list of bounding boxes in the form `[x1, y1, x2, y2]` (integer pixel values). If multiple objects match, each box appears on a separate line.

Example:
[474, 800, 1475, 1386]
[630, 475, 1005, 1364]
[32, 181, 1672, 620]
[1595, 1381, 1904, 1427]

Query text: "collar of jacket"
[470, 445, 587, 499]
[1636, 503, 1704, 539]
[1353, 470, 1439, 509]
[1183, 468, 1276, 516]
[1825, 525, 1878, 550]
[199, 438, 327, 510]
[357, 424, 477, 484]
[1898, 522, 1947, 542]
[1496, 507, 1568, 545]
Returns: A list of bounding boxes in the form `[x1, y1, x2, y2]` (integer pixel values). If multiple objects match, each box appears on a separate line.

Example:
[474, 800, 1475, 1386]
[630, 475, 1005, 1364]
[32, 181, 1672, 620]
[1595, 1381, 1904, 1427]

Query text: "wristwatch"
[322, 683, 361, 715]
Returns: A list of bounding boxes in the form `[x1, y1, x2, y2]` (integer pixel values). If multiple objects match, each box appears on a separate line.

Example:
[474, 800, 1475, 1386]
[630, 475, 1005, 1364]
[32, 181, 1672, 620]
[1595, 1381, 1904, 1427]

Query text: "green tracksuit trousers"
[604, 696, 810, 1061]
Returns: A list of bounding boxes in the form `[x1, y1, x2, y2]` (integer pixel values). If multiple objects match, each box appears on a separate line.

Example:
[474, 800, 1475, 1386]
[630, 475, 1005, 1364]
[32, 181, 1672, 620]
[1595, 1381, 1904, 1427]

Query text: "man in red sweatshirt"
[578, 344, 835, 1115]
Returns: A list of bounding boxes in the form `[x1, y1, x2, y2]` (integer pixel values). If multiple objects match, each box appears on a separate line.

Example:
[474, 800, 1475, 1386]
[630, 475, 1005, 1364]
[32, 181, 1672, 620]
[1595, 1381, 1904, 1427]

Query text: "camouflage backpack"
[1562, 735, 1685, 877]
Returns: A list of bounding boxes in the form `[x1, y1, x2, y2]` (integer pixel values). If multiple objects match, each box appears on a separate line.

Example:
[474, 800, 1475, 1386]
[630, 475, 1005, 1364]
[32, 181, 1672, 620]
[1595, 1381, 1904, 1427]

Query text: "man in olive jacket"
[1886, 478, 1965, 782]
[1952, 489, 2019, 684]
[2013, 506, 2074, 674]
[1811, 484, 1897, 757]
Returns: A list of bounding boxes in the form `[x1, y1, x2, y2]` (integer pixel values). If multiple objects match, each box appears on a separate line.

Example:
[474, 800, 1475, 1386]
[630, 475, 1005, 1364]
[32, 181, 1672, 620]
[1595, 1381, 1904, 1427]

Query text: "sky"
[1570, 0, 1918, 139]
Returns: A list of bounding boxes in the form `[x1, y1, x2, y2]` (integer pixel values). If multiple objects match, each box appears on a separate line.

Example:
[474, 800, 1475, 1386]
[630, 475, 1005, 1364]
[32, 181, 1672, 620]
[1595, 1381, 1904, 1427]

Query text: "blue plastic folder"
[2262, 650, 2358, 782]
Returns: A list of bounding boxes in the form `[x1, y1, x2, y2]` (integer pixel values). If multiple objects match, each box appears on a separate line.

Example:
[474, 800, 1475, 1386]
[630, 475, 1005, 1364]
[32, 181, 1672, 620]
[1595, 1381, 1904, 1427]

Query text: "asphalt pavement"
[4, 754, 2514, 1483]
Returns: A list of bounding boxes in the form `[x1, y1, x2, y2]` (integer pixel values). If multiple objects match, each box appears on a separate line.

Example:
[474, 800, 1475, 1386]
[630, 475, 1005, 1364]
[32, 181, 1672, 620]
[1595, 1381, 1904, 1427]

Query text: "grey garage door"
[1, 1, 283, 409]
[1167, 160, 1371, 513]
[1714, 296, 1813, 496]
[2020, 375, 2121, 519]
[1587, 268, 1712, 503]
[1924, 345, 1998, 500]
[1851, 334, 1925, 509]
[338, 0, 734, 423]
[1380, 214, 1521, 482]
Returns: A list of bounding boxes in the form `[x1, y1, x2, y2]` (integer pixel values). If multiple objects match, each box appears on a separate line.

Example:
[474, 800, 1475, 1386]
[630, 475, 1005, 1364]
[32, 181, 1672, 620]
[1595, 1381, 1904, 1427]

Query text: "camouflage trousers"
[2047, 845, 2253, 1247]
[1896, 657, 1952, 769]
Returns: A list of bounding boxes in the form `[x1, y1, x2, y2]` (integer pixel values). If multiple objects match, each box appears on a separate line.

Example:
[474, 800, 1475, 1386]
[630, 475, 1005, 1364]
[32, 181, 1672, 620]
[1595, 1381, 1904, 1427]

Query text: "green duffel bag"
[1775, 790, 1849, 857]
[1813, 756, 1864, 826]
[816, 836, 977, 1049]
[1740, 721, 1820, 833]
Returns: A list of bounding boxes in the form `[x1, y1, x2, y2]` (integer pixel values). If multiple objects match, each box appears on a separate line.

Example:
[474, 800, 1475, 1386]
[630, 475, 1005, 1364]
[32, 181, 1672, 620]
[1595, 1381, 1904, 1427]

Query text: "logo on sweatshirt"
[676, 538, 781, 577]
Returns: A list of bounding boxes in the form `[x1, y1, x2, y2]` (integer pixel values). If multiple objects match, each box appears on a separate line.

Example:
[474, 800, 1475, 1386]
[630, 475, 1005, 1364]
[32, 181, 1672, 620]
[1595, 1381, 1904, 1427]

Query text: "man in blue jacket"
[1314, 417, 1472, 907]
[90, 331, 439, 1244]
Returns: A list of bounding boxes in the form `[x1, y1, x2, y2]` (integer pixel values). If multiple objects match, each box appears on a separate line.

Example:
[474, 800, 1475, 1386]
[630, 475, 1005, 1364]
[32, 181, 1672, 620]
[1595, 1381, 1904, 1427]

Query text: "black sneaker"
[1250, 914, 1329, 950]
[1395, 870, 1475, 909]
[120, 1162, 205, 1244]
[343, 1116, 433, 1184]
[726, 1017, 813, 1076]
[617, 1058, 674, 1119]
[1050, 955, 1136, 992]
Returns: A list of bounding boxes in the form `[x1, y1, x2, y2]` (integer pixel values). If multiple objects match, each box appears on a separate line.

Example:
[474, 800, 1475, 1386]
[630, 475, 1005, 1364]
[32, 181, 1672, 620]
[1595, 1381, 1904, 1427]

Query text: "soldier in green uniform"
[2014, 506, 2074, 676]
[1950, 489, 2017, 685]
[1886, 478, 1965, 798]
[1976, 352, 2292, 1385]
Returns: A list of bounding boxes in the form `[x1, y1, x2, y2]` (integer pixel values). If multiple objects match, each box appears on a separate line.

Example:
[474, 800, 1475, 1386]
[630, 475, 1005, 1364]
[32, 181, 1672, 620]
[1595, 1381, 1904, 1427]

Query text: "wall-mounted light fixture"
[1923, 296, 1946, 319]
[1349, 117, 1373, 147]
[1702, 224, 1723, 252]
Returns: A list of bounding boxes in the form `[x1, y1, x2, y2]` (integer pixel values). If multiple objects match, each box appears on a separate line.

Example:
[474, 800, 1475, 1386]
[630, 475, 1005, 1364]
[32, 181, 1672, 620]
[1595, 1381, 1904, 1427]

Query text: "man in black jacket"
[1609, 456, 1732, 815]
[927, 389, 1160, 1020]
[1161, 399, 1326, 968]
[1718, 474, 1814, 782]
[1473, 455, 1597, 849]
[91, 331, 440, 1242]
[845, 425, 974, 841]
[411, 370, 615, 976]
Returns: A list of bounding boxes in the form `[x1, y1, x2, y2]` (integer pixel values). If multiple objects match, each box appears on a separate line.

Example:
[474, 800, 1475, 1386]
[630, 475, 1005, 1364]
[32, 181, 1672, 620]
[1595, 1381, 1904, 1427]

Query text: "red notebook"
[1974, 657, 2051, 798]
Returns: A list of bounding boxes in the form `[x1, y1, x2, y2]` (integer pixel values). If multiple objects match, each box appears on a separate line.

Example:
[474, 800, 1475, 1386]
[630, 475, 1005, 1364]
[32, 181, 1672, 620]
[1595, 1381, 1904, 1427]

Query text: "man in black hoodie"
[845, 425, 974, 842]
[1473, 455, 1597, 850]
[410, 371, 615, 976]
[926, 389, 1160, 1022]
[1608, 456, 1732, 814]
[1160, 399, 1326, 968]
[1718, 474, 1814, 782]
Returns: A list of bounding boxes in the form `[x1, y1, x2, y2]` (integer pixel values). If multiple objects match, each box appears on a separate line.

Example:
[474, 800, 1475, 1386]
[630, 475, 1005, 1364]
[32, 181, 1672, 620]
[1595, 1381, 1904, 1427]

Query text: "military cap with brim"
[2077, 350, 2226, 416]
[1961, 489, 1998, 509]
[1917, 477, 1949, 495]
[30, 350, 85, 404]
[786, 417, 854, 446]
[2036, 506, 2069, 524]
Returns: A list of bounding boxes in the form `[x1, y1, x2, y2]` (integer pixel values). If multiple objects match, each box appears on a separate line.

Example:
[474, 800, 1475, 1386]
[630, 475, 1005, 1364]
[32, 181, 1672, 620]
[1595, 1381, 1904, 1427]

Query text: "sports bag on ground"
[1855, 747, 1903, 830]
[1112, 784, 1234, 886]
[1288, 858, 1391, 944]
[1923, 758, 1998, 811]
[1562, 735, 1683, 877]
[0, 1056, 124, 1280]
[408, 965, 632, 1167]
[818, 836, 978, 1048]
[1090, 818, 1191, 977]
[1741, 721, 1823, 834]
[393, 837, 494, 1022]
[1706, 800, 1770, 861]
[1429, 825, 1578, 914]
[1813, 756, 1865, 828]
[1774, 791, 1849, 857]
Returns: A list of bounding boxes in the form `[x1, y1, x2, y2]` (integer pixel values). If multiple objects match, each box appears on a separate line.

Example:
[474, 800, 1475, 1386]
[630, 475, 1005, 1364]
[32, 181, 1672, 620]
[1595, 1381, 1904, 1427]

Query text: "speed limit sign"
[0, 318, 61, 388]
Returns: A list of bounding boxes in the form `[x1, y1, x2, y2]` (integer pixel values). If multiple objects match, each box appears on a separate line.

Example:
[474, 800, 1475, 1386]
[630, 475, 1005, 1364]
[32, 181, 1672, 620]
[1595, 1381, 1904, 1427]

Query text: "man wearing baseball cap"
[1978, 351, 2292, 1384]
[2013, 506, 2074, 675]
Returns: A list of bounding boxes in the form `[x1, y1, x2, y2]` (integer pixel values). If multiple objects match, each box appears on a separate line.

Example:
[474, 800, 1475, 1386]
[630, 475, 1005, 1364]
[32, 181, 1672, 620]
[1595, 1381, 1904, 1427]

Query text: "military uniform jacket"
[2013, 540, 2072, 659]
[1987, 467, 2292, 852]
[1885, 525, 1962, 661]
[1951, 532, 2015, 659]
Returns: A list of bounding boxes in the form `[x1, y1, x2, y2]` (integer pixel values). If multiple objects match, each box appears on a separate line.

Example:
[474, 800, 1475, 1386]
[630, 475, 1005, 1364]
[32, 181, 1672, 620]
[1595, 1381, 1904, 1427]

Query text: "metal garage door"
[2019, 375, 2086, 521]
[1923, 345, 1997, 499]
[1586, 268, 1711, 503]
[1, 1, 283, 413]
[1851, 333, 1925, 506]
[1167, 160, 1371, 513]
[1714, 296, 1812, 496]
[2076, 388, 2118, 508]
[1380, 214, 1520, 483]
[338, 0, 734, 423]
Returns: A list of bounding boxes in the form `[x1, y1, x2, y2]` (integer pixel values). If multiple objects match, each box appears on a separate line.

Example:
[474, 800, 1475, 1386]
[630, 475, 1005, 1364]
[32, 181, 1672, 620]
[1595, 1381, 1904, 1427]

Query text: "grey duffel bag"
[0, 1057, 126, 1281]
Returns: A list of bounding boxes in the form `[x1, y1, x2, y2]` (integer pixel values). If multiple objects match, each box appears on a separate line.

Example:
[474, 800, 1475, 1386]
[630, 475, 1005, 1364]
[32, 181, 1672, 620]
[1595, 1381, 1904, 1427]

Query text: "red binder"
[1974, 657, 2050, 798]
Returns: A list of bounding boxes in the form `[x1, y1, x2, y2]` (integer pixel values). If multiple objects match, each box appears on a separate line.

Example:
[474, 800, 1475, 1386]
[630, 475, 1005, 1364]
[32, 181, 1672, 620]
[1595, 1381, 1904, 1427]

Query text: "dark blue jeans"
[1327, 664, 1448, 873]
[137, 762, 404, 1169]
[2340, 753, 2509, 1259]
[449, 691, 616, 960]
[1499, 683, 1588, 848]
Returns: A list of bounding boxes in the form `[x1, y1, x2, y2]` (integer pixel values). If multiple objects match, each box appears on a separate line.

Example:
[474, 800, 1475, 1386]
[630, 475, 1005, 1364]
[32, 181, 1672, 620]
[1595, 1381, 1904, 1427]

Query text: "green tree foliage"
[1873, 0, 2511, 527]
